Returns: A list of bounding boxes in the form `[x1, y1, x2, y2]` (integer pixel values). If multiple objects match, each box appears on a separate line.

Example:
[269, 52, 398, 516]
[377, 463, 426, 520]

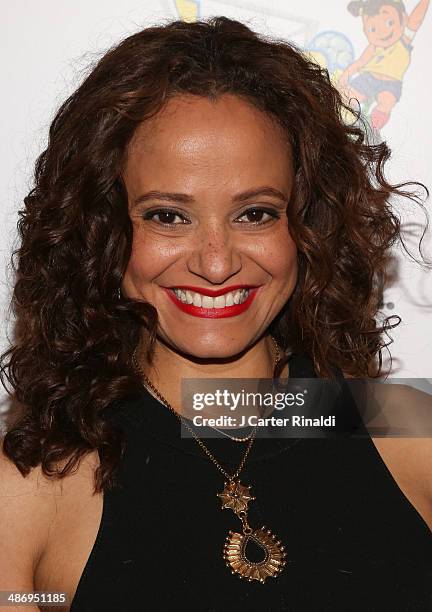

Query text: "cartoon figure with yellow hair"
[338, 0, 429, 130]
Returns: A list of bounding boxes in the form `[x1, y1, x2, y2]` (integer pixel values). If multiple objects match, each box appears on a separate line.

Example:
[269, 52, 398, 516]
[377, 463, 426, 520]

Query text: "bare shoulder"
[348, 379, 432, 466]
[0, 441, 57, 610]
[0, 441, 100, 609]
[344, 378, 432, 530]
[0, 441, 55, 561]
[370, 435, 432, 531]
[371, 436, 432, 498]
[363, 381, 432, 488]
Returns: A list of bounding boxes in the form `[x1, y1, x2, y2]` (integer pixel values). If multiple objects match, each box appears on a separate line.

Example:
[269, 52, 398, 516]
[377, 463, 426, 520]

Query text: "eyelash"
[141, 207, 281, 228]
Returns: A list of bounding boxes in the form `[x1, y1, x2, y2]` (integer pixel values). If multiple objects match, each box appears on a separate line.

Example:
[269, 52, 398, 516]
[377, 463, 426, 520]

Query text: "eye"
[142, 208, 190, 227]
[369, 26, 376, 33]
[141, 206, 281, 229]
[386, 19, 394, 26]
[235, 207, 281, 225]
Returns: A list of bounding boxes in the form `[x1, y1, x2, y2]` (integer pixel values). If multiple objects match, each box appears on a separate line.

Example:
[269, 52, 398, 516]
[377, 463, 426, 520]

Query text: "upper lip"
[166, 284, 258, 297]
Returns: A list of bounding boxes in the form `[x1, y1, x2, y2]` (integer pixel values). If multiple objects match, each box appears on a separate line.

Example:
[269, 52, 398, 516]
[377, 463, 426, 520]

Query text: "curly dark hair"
[1, 16, 429, 493]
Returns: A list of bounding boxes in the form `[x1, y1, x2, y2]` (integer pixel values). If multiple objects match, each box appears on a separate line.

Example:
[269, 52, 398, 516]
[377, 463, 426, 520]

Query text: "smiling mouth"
[380, 31, 394, 41]
[172, 287, 250, 308]
[163, 286, 261, 318]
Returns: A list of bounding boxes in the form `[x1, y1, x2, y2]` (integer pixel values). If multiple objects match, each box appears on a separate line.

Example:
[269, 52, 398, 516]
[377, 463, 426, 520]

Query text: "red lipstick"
[163, 286, 260, 318]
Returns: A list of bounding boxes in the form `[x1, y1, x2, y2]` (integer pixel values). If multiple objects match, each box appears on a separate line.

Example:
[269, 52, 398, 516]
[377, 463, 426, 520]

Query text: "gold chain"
[205, 336, 281, 442]
[132, 336, 281, 481]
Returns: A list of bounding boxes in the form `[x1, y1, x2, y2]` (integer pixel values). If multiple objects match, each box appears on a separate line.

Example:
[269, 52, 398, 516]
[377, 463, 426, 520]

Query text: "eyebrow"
[133, 187, 289, 206]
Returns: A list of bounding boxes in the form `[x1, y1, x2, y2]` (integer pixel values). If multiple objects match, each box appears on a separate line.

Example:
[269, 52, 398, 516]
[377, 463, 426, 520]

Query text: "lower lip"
[163, 288, 260, 318]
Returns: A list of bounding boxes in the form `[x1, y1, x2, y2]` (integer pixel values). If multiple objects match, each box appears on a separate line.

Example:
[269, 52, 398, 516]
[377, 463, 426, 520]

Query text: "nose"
[186, 222, 242, 285]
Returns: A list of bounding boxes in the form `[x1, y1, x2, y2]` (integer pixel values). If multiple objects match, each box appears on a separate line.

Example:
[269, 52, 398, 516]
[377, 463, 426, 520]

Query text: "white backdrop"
[1, 1, 431, 417]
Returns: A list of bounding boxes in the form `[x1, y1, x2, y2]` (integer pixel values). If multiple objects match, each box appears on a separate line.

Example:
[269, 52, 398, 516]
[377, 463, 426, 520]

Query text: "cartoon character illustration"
[306, 30, 355, 86]
[338, 0, 429, 131]
[305, 31, 361, 126]
[174, 0, 201, 22]
[303, 30, 354, 91]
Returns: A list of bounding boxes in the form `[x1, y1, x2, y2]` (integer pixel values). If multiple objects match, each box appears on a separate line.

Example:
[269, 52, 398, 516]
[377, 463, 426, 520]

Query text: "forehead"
[124, 94, 293, 176]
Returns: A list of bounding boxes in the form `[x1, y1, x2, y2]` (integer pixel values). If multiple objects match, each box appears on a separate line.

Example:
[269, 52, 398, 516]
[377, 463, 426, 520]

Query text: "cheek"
[277, 239, 298, 284]
[273, 229, 298, 292]
[254, 228, 298, 281]
[126, 234, 153, 282]
[127, 230, 182, 280]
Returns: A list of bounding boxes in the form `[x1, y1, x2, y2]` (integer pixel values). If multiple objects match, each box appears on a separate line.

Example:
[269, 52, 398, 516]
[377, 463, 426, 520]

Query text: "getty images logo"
[192, 389, 306, 412]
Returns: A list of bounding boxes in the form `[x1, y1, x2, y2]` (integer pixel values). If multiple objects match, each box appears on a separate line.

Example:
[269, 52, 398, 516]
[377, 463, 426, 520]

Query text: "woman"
[0, 16, 431, 612]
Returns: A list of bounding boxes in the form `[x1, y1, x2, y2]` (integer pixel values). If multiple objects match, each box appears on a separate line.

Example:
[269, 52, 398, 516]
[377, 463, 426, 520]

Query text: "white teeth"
[172, 288, 250, 308]
[225, 292, 234, 306]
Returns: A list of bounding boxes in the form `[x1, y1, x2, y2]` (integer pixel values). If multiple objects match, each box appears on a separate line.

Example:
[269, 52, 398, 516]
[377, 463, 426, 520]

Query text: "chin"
[166, 336, 250, 360]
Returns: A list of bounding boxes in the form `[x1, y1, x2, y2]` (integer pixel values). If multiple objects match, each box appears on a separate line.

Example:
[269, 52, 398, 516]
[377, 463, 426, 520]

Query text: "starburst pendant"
[217, 480, 287, 583]
[223, 526, 286, 583]
[217, 480, 255, 513]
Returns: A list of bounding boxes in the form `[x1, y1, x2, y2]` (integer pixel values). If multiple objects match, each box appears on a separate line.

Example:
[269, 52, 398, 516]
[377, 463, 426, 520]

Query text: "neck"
[136, 334, 288, 418]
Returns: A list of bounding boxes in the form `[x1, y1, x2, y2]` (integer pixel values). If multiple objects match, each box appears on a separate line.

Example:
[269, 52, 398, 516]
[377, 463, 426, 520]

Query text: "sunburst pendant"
[217, 480, 287, 583]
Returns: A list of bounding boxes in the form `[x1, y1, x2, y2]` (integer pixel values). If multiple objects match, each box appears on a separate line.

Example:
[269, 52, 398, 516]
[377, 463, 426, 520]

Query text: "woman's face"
[122, 93, 297, 359]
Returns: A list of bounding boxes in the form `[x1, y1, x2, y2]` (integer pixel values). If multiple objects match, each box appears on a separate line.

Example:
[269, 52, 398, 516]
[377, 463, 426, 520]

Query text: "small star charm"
[217, 479, 255, 514]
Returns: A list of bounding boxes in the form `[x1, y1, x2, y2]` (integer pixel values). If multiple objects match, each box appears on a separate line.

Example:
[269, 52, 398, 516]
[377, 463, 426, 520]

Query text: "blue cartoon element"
[338, 0, 429, 130]
[308, 31, 355, 78]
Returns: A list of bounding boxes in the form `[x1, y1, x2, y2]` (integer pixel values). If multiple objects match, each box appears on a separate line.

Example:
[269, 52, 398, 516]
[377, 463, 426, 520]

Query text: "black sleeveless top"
[70, 353, 432, 611]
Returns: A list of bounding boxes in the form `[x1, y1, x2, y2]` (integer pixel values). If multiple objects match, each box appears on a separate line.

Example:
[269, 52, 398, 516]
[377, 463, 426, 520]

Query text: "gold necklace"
[132, 336, 287, 583]
[205, 336, 281, 442]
